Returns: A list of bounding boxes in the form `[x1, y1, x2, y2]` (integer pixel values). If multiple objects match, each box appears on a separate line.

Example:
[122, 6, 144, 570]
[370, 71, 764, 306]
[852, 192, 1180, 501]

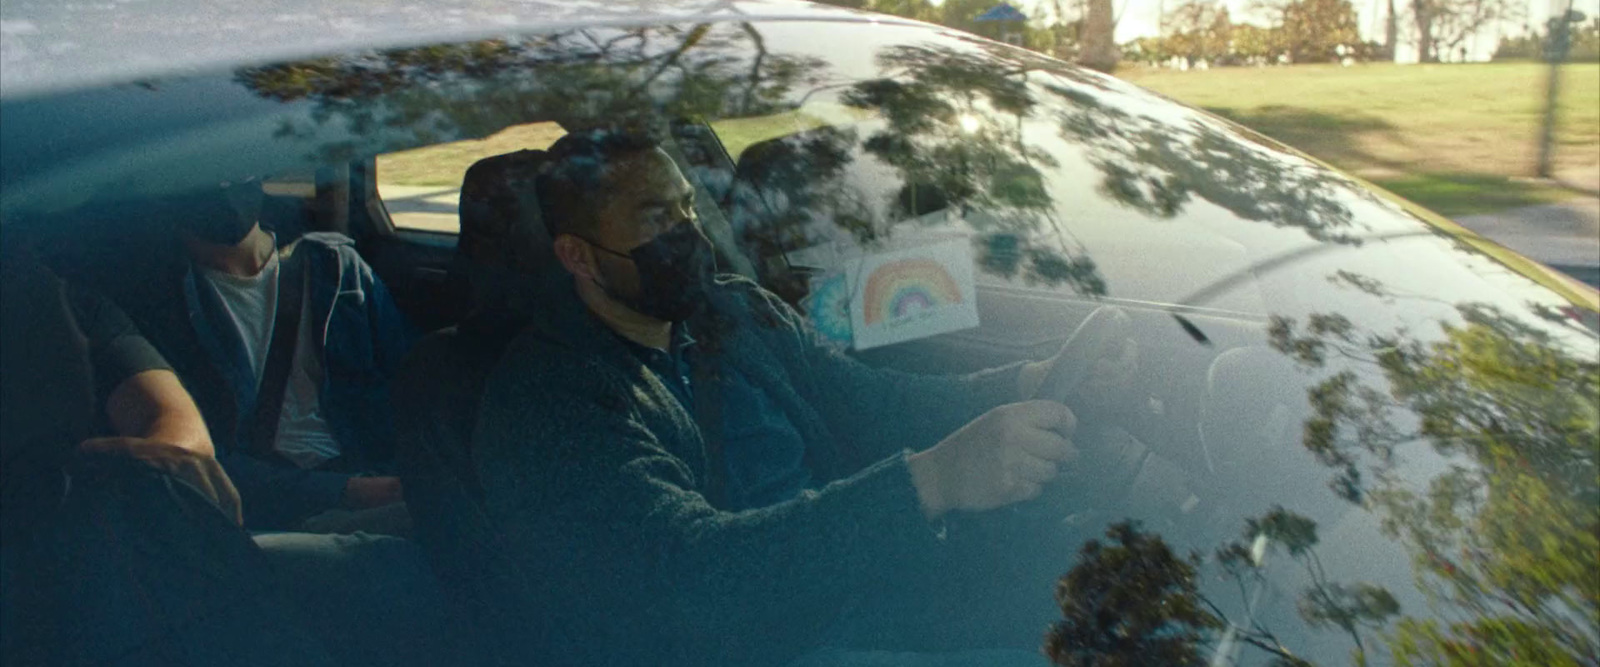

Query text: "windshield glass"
[2, 17, 1596, 667]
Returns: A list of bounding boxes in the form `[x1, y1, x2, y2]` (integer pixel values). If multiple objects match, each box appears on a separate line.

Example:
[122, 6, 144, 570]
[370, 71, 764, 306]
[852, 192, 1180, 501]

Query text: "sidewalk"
[376, 184, 461, 234]
[1456, 196, 1600, 290]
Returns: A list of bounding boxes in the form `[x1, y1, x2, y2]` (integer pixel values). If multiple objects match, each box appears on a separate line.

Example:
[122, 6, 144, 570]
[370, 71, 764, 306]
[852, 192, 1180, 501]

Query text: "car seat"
[392, 148, 556, 665]
[394, 130, 765, 662]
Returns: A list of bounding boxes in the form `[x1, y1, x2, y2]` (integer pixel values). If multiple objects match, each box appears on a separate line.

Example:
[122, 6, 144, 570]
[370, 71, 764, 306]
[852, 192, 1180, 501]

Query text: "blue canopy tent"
[973, 3, 1028, 23]
[972, 3, 1028, 45]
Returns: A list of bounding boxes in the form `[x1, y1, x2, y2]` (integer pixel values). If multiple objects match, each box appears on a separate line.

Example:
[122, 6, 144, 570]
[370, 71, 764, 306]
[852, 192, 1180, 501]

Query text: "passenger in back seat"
[469, 128, 1083, 666]
[1, 243, 339, 666]
[131, 178, 418, 533]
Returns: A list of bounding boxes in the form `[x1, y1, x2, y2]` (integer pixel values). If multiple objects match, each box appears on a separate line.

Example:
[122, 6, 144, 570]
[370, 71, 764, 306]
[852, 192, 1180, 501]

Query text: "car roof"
[0, 0, 920, 100]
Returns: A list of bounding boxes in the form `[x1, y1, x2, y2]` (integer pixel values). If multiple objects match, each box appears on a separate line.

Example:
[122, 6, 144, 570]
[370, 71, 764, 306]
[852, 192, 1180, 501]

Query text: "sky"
[930, 0, 1600, 60]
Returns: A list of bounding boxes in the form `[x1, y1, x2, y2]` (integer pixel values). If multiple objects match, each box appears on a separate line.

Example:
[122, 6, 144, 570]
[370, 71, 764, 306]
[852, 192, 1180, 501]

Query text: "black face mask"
[588, 223, 716, 323]
[170, 180, 264, 246]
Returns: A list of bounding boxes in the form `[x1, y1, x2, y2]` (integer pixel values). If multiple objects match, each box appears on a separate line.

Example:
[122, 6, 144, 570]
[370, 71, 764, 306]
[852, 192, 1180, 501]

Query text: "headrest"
[454, 149, 566, 314]
[457, 149, 553, 273]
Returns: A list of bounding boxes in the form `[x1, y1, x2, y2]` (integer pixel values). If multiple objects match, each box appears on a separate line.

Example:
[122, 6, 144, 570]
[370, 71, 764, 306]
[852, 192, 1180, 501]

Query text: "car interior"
[4, 100, 1334, 661]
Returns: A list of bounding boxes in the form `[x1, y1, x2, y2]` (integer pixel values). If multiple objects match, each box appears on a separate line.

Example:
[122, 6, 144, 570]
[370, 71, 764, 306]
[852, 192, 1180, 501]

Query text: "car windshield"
[3, 16, 1597, 667]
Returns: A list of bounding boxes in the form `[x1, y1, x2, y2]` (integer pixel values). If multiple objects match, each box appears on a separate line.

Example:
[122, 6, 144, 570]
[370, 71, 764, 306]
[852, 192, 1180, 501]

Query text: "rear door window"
[376, 121, 566, 233]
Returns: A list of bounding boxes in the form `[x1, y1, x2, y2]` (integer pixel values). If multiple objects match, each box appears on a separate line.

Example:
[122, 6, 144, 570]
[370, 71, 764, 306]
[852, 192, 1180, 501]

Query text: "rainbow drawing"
[862, 258, 965, 325]
[846, 238, 979, 351]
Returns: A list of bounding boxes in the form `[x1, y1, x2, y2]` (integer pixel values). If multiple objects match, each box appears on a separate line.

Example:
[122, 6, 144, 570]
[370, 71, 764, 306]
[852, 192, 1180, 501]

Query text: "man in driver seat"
[473, 128, 1082, 666]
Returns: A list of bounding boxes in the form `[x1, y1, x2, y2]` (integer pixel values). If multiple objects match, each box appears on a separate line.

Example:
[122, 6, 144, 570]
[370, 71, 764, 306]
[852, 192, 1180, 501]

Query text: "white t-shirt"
[203, 252, 279, 384]
[203, 249, 341, 469]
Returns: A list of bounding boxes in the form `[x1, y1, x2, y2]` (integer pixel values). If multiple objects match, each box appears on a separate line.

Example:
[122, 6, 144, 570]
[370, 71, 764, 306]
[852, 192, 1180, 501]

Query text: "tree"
[1164, 0, 1234, 65]
[1385, 0, 1400, 58]
[1051, 83, 1368, 243]
[868, 0, 942, 22]
[238, 24, 828, 163]
[1045, 513, 1386, 665]
[1045, 522, 1224, 666]
[724, 42, 1110, 297]
[1495, 17, 1600, 62]
[1079, 0, 1120, 72]
[1408, 0, 1525, 62]
[1120, 36, 1172, 65]
[1283, 0, 1361, 62]
[1271, 293, 1600, 663]
[938, 0, 1002, 33]
[1254, 0, 1362, 63]
[1231, 24, 1283, 62]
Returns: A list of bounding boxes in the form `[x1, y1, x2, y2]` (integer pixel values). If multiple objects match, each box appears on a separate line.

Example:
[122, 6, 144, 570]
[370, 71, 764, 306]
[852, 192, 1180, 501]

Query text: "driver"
[472, 128, 1082, 666]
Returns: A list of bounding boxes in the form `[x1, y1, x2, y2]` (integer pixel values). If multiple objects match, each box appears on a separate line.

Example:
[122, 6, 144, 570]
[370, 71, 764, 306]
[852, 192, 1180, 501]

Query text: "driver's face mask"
[584, 222, 716, 323]
[172, 178, 265, 246]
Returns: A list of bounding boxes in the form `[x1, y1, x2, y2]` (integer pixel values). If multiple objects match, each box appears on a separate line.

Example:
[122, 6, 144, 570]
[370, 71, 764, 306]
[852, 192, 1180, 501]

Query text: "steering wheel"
[1031, 305, 1135, 405]
[1010, 305, 1151, 523]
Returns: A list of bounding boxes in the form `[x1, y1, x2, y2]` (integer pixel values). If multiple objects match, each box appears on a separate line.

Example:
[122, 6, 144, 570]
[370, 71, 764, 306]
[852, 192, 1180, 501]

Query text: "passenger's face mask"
[171, 179, 264, 246]
[587, 222, 716, 323]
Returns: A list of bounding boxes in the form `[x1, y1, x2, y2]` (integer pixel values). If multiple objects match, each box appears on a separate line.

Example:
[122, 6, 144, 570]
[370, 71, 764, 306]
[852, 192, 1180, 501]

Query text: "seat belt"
[247, 241, 308, 462]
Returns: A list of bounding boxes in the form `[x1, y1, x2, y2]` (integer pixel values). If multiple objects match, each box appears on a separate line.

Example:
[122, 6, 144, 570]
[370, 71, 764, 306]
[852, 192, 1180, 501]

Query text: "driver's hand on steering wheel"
[907, 401, 1079, 521]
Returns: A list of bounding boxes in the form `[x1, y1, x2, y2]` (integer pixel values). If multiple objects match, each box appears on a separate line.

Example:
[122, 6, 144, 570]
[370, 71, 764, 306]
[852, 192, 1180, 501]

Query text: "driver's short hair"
[536, 127, 662, 239]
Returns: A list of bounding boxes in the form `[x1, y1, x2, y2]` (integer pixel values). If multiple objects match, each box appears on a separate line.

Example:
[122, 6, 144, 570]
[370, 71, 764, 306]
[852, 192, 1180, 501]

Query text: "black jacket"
[472, 275, 1020, 666]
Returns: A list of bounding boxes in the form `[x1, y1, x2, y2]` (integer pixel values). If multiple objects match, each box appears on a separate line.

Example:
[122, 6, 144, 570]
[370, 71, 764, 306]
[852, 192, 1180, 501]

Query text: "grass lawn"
[376, 63, 1595, 218]
[376, 121, 568, 187]
[1118, 62, 1600, 216]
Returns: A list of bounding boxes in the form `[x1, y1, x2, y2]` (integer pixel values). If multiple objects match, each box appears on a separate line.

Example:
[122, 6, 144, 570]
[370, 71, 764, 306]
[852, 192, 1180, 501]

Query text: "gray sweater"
[472, 275, 1021, 666]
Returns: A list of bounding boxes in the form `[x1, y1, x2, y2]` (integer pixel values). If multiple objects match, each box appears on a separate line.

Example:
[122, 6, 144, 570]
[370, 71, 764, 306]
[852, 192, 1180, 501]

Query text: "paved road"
[377, 184, 461, 234]
[1456, 196, 1600, 290]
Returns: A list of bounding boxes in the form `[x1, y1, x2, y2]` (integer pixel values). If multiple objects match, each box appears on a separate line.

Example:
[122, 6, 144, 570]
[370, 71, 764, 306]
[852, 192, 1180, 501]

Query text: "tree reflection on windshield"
[1049, 84, 1364, 245]
[1046, 281, 1596, 665]
[237, 27, 1116, 297]
[237, 24, 828, 163]
[1046, 510, 1398, 666]
[226, 23, 1598, 664]
[1045, 521, 1223, 666]
[728, 42, 1110, 297]
[841, 44, 1105, 296]
[1270, 292, 1600, 664]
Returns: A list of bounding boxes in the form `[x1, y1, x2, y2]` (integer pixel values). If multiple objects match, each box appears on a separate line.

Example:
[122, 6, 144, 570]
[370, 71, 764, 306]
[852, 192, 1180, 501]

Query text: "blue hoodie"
[170, 232, 415, 528]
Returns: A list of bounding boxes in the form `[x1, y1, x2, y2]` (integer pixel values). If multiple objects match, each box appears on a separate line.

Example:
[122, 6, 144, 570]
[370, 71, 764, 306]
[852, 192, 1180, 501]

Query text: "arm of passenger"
[105, 369, 214, 457]
[474, 351, 945, 665]
[70, 285, 247, 523]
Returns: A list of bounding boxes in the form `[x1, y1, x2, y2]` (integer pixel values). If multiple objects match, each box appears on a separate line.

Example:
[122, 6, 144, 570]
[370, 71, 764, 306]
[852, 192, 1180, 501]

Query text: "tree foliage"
[1050, 82, 1366, 242]
[720, 42, 1110, 297]
[1275, 0, 1363, 62]
[238, 24, 828, 163]
[1408, 0, 1526, 62]
[1494, 17, 1600, 62]
[1048, 291, 1597, 663]
[1272, 292, 1600, 664]
[1045, 521, 1224, 666]
[1123, 0, 1367, 66]
[1164, 0, 1235, 65]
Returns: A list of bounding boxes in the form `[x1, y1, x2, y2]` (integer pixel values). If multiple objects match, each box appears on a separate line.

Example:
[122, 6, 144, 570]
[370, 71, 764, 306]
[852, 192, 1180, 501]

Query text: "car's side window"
[375, 121, 567, 233]
[371, 109, 855, 239]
